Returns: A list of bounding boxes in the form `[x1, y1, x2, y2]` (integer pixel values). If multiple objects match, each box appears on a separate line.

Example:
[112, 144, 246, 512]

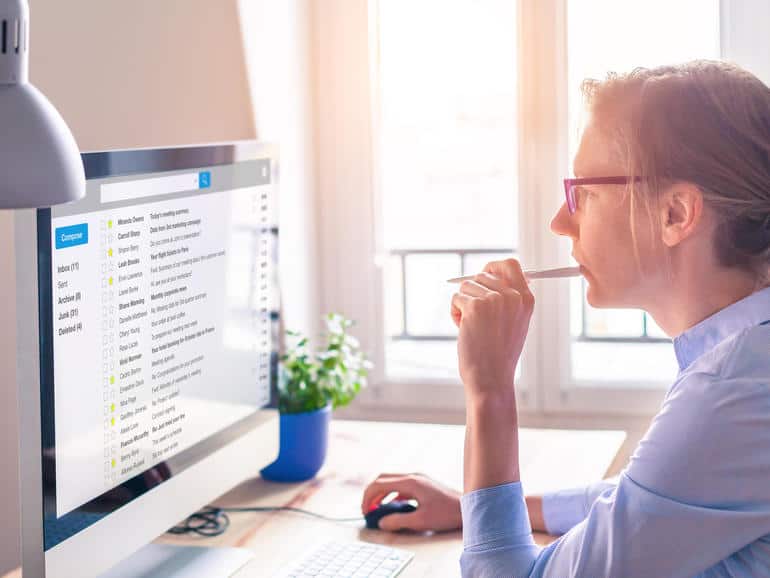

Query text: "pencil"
[446, 266, 581, 284]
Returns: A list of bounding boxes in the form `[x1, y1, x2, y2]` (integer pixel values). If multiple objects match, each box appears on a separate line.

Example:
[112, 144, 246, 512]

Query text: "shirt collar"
[673, 286, 770, 373]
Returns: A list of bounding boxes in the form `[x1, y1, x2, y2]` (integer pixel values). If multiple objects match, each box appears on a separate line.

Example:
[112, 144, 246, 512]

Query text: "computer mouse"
[365, 499, 417, 530]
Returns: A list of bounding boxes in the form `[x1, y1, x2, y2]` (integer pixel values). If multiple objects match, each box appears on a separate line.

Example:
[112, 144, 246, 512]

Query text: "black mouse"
[364, 500, 417, 530]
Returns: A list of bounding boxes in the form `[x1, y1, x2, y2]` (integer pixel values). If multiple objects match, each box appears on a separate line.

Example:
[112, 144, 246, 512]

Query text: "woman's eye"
[576, 186, 592, 202]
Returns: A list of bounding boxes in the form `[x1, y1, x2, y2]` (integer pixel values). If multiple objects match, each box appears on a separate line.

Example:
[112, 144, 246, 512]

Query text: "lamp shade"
[0, 0, 84, 208]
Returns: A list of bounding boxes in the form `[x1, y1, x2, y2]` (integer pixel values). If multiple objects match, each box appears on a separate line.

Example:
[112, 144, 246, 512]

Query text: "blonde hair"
[582, 60, 770, 288]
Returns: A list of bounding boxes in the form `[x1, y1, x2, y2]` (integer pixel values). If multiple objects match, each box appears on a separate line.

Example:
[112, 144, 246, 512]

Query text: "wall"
[238, 0, 320, 345]
[28, 0, 255, 152]
[0, 0, 318, 573]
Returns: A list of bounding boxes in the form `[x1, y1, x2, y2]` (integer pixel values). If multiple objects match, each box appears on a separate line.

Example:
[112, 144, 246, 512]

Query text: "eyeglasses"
[563, 176, 639, 215]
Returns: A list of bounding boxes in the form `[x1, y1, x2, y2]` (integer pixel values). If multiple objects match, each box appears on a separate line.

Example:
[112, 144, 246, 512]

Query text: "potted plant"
[260, 313, 372, 482]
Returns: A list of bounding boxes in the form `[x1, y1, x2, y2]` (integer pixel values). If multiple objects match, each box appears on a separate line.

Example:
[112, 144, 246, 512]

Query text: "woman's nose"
[550, 202, 577, 239]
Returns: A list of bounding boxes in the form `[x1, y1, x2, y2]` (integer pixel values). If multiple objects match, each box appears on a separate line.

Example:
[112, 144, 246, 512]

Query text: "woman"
[361, 60, 770, 577]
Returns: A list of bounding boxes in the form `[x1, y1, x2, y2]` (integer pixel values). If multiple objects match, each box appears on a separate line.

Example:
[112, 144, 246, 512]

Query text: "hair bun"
[730, 214, 770, 256]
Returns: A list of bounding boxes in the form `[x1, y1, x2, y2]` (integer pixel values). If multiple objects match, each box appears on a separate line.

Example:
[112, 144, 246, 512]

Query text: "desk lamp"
[0, 0, 84, 208]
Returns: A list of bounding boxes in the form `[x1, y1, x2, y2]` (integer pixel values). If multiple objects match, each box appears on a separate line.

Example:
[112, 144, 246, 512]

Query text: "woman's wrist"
[465, 386, 517, 422]
[525, 495, 546, 532]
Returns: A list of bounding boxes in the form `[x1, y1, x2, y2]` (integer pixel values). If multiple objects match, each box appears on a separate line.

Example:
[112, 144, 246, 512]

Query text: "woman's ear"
[660, 182, 705, 247]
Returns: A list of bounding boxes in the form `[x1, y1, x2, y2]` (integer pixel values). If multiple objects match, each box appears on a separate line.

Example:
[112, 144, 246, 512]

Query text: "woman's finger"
[458, 279, 491, 298]
[470, 272, 508, 292]
[378, 509, 426, 532]
[483, 259, 535, 310]
[450, 292, 475, 328]
[361, 477, 420, 513]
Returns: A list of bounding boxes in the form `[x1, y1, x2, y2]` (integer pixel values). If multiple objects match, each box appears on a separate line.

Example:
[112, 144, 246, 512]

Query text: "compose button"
[55, 224, 89, 250]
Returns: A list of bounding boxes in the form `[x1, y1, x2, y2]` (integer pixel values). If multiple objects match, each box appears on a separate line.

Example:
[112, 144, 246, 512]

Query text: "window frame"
[313, 0, 770, 419]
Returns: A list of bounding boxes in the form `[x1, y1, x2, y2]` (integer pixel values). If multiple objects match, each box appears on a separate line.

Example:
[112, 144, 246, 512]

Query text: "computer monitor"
[15, 142, 280, 577]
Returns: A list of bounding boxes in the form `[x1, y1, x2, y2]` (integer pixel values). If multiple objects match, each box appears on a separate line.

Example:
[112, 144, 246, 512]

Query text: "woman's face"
[550, 121, 661, 309]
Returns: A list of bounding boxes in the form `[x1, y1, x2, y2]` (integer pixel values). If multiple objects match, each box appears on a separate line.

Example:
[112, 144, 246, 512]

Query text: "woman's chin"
[585, 279, 628, 309]
[584, 277, 606, 308]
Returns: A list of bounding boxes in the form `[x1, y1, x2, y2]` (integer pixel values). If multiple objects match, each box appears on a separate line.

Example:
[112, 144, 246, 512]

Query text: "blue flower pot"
[260, 404, 332, 482]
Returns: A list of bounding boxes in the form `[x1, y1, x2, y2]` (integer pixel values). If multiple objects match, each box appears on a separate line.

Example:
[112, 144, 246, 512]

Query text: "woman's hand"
[450, 258, 535, 402]
[452, 258, 535, 492]
[360, 473, 462, 532]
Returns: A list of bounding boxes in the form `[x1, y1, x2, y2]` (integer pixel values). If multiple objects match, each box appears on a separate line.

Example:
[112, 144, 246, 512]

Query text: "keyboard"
[276, 540, 414, 577]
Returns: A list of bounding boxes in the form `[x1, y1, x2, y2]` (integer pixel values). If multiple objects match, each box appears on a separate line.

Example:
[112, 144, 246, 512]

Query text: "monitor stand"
[99, 544, 254, 578]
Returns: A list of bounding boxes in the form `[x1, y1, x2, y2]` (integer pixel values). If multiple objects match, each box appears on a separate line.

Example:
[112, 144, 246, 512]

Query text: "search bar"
[100, 171, 211, 204]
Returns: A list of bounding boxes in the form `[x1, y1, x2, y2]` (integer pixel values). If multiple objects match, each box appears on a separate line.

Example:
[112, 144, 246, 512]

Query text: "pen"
[446, 265, 581, 284]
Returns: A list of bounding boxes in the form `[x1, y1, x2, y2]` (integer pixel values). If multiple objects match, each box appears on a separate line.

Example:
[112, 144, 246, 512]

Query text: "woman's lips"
[572, 254, 588, 276]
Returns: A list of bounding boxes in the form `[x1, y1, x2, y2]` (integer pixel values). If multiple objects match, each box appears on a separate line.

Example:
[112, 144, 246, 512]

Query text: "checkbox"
[102, 335, 108, 345]
[102, 321, 108, 331]
[102, 278, 107, 288]
[101, 263, 107, 273]
[103, 363, 108, 373]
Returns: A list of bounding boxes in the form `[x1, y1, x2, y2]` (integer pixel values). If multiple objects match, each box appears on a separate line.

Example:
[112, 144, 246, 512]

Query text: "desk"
[4, 420, 625, 577]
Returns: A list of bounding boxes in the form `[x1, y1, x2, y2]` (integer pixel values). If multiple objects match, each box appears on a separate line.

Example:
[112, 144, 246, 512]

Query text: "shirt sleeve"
[459, 372, 770, 578]
[541, 479, 617, 535]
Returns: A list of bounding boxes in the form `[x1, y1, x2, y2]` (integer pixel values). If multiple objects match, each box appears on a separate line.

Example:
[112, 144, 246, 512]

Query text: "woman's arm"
[464, 392, 520, 493]
[525, 495, 545, 533]
[450, 259, 533, 496]
[539, 479, 619, 535]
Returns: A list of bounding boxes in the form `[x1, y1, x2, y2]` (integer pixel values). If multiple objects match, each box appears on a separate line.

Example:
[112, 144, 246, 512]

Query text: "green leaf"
[279, 313, 371, 413]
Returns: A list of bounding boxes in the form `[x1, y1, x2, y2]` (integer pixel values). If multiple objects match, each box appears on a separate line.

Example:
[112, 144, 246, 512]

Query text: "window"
[376, 0, 519, 382]
[315, 0, 769, 416]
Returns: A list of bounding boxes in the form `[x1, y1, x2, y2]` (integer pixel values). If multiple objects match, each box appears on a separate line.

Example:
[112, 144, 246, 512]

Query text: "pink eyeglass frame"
[563, 176, 641, 214]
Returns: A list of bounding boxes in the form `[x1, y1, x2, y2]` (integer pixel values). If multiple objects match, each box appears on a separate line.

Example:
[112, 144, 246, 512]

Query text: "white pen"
[446, 265, 581, 284]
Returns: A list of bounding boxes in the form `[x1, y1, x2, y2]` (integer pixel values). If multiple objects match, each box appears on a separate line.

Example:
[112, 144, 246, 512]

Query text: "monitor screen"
[37, 145, 278, 549]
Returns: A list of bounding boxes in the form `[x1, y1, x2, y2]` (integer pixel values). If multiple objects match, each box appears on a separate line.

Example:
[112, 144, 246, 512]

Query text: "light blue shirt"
[460, 286, 770, 577]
